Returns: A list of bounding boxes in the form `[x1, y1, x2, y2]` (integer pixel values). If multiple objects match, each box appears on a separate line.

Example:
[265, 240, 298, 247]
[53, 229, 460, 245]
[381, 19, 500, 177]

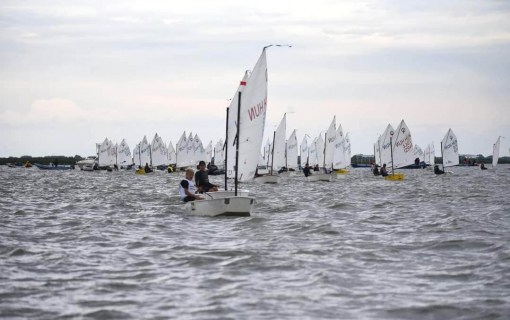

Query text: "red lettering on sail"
[248, 97, 267, 121]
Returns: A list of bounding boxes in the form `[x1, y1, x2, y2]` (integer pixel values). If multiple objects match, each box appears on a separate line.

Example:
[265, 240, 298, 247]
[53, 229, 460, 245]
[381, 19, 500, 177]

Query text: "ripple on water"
[1, 165, 510, 319]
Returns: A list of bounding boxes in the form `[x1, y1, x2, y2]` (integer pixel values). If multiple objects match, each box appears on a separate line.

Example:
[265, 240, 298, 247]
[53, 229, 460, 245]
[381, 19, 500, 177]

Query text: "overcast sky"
[1, 0, 509, 158]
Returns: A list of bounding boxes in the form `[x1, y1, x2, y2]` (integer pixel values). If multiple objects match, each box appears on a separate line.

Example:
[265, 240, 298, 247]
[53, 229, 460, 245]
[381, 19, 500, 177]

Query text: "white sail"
[98, 138, 110, 166]
[176, 132, 188, 168]
[186, 132, 195, 167]
[226, 72, 249, 178]
[493, 136, 501, 168]
[168, 142, 176, 165]
[117, 139, 131, 166]
[205, 141, 213, 164]
[380, 124, 394, 167]
[324, 117, 336, 168]
[333, 124, 348, 169]
[441, 128, 459, 168]
[272, 114, 287, 170]
[309, 137, 318, 166]
[286, 129, 298, 169]
[392, 120, 414, 169]
[300, 135, 308, 165]
[194, 134, 206, 165]
[424, 144, 431, 165]
[140, 136, 151, 167]
[374, 135, 381, 166]
[133, 143, 141, 167]
[264, 138, 271, 166]
[258, 153, 265, 166]
[236, 49, 268, 181]
[316, 134, 325, 168]
[151, 134, 168, 167]
[214, 139, 224, 167]
[344, 133, 351, 167]
[108, 140, 116, 166]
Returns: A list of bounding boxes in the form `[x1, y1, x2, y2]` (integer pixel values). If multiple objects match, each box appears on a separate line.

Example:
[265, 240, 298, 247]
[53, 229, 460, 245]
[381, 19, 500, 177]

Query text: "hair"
[199, 160, 206, 166]
[186, 168, 194, 175]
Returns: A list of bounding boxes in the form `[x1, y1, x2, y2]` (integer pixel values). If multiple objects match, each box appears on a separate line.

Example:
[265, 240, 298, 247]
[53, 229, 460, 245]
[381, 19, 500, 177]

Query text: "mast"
[441, 141, 444, 170]
[285, 142, 288, 170]
[235, 91, 241, 196]
[323, 133, 327, 172]
[225, 107, 229, 191]
[390, 137, 394, 175]
[271, 131, 276, 175]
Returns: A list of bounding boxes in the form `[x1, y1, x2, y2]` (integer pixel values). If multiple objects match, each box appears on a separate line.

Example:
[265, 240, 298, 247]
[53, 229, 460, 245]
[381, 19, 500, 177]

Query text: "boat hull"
[307, 174, 332, 182]
[385, 173, 405, 180]
[254, 175, 281, 184]
[279, 171, 296, 178]
[205, 190, 250, 199]
[185, 197, 254, 217]
[35, 164, 75, 171]
[135, 169, 155, 175]
[400, 163, 427, 169]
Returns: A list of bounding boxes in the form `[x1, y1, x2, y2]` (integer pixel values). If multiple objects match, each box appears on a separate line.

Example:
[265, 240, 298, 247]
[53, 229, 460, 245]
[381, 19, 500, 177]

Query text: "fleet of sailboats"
[72, 46, 506, 217]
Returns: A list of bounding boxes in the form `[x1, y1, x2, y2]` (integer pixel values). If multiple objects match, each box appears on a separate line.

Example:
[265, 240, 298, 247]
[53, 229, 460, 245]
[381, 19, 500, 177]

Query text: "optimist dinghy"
[489, 136, 503, 171]
[437, 128, 459, 176]
[254, 113, 285, 184]
[384, 120, 414, 181]
[186, 47, 278, 216]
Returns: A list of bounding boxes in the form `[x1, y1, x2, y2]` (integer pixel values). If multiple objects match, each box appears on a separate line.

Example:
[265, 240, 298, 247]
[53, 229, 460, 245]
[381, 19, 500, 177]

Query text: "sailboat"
[168, 141, 177, 168]
[117, 139, 132, 169]
[175, 132, 188, 171]
[254, 114, 285, 184]
[489, 136, 503, 170]
[281, 129, 298, 177]
[385, 120, 414, 180]
[98, 138, 114, 169]
[205, 141, 213, 164]
[151, 133, 168, 170]
[186, 48, 270, 216]
[333, 124, 349, 177]
[379, 124, 394, 170]
[439, 128, 459, 175]
[308, 117, 336, 182]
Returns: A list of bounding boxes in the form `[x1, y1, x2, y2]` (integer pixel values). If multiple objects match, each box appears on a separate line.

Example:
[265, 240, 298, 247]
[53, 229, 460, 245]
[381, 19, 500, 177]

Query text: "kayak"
[35, 164, 75, 170]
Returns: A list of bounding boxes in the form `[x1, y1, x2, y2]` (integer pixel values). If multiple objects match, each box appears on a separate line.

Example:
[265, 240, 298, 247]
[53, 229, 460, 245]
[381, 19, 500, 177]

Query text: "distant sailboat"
[491, 136, 503, 170]
[440, 128, 459, 174]
[117, 139, 132, 168]
[308, 117, 335, 182]
[333, 123, 349, 177]
[280, 129, 298, 177]
[254, 114, 285, 184]
[385, 120, 414, 180]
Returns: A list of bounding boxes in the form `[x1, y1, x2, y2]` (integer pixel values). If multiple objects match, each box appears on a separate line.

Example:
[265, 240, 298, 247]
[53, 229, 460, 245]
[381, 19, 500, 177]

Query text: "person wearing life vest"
[179, 169, 203, 202]
[380, 164, 388, 177]
[303, 163, 311, 177]
[434, 165, 444, 175]
[480, 163, 487, 170]
[373, 164, 380, 176]
[195, 161, 218, 193]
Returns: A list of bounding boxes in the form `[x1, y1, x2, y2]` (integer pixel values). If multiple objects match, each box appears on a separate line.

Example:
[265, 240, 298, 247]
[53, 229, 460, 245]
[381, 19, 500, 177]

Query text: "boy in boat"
[380, 164, 388, 177]
[180, 169, 203, 202]
[480, 163, 487, 170]
[303, 163, 311, 177]
[373, 164, 380, 176]
[195, 161, 219, 193]
[313, 164, 320, 172]
[434, 165, 444, 175]
[144, 163, 153, 173]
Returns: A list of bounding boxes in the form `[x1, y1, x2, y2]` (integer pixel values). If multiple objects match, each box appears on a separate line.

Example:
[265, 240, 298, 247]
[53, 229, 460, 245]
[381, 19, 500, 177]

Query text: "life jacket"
[179, 178, 196, 200]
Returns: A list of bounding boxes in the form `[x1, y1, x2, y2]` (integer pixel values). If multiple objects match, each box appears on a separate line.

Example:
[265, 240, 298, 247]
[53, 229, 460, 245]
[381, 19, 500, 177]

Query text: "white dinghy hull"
[206, 190, 250, 199]
[307, 174, 332, 182]
[186, 197, 254, 217]
[279, 171, 296, 178]
[254, 175, 281, 184]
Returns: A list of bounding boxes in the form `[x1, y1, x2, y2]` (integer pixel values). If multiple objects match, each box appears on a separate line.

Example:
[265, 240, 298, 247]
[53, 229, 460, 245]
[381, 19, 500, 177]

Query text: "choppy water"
[1, 165, 510, 320]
